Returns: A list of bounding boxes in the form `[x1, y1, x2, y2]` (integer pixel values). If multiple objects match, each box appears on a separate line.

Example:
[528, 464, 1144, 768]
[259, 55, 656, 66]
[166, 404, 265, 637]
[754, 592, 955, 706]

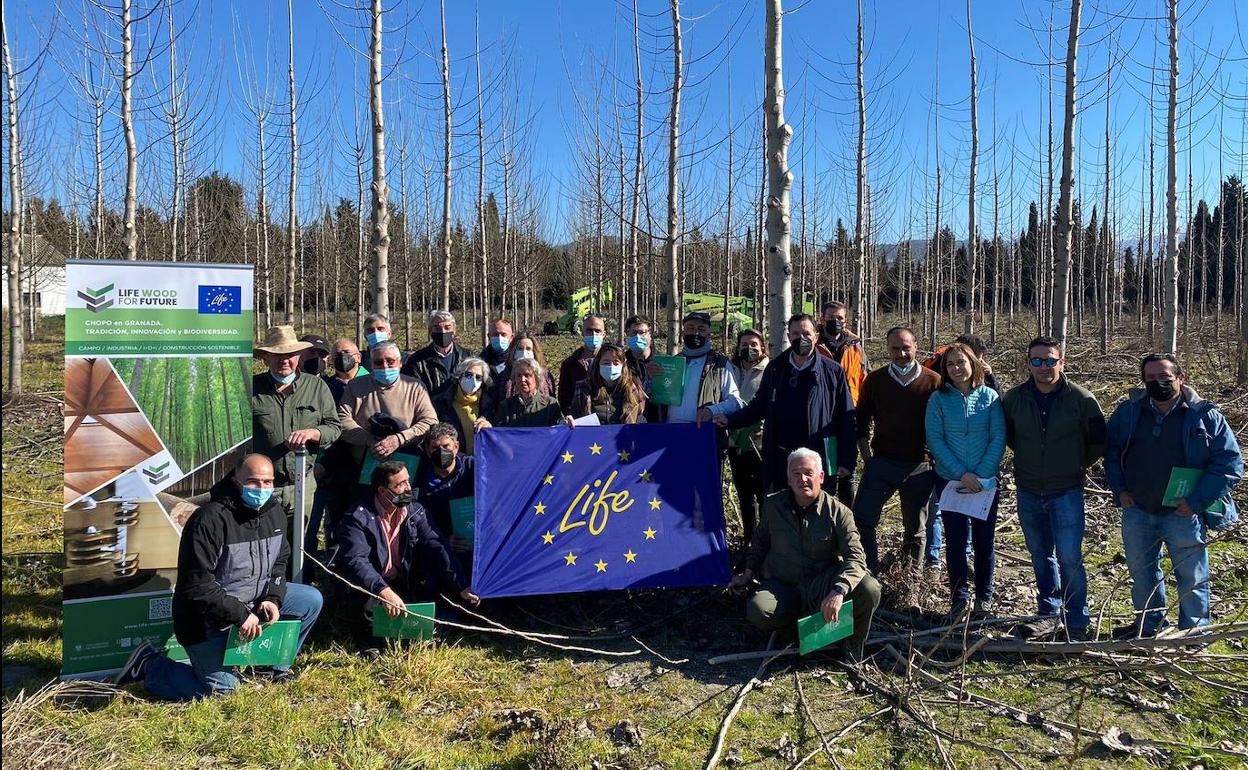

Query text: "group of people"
[114, 303, 1244, 699]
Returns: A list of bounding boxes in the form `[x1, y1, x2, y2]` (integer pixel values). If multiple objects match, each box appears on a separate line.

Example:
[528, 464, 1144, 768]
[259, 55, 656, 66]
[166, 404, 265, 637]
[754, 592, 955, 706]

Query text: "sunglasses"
[1029, 357, 1060, 368]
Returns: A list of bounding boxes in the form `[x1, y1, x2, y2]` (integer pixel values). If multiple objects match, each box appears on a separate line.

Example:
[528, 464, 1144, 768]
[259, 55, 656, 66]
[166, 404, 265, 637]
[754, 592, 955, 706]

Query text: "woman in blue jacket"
[925, 343, 1007, 617]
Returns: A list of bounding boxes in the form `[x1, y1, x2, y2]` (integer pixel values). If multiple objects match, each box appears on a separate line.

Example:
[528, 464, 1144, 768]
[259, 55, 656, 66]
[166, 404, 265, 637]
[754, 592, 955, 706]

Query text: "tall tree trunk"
[964, 0, 979, 334]
[1162, 0, 1180, 351]
[663, 0, 683, 353]
[852, 0, 867, 331]
[1100, 46, 1113, 353]
[3, 15, 24, 394]
[630, 0, 644, 330]
[167, 1, 180, 261]
[474, 4, 489, 339]
[370, 0, 390, 317]
[764, 0, 793, 349]
[121, 0, 138, 260]
[1048, 0, 1080, 343]
[438, 0, 453, 310]
[286, 0, 299, 321]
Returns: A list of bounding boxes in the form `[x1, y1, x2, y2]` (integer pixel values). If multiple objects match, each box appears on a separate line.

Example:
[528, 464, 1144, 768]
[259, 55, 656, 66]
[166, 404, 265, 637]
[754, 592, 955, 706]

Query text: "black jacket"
[172, 478, 290, 646]
[414, 454, 476, 540]
[401, 342, 468, 399]
[335, 496, 465, 596]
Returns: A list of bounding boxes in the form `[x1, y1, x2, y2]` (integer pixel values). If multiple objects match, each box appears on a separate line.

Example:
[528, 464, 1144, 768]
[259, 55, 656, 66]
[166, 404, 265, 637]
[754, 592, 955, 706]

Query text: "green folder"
[797, 600, 855, 655]
[1162, 467, 1225, 513]
[450, 496, 476, 539]
[650, 355, 687, 406]
[163, 636, 189, 663]
[359, 451, 422, 485]
[372, 602, 436, 640]
[731, 423, 763, 453]
[822, 437, 838, 476]
[223, 620, 302, 667]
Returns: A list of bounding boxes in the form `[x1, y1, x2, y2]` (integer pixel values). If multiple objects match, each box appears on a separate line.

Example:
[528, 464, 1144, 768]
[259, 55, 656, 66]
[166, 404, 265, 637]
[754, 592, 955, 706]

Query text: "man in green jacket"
[730, 447, 881, 656]
[252, 325, 343, 521]
[1001, 336, 1107, 641]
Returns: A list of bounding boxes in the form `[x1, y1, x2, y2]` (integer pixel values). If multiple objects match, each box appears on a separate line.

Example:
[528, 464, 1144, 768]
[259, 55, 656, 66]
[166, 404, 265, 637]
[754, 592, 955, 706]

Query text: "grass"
[3, 313, 1248, 769]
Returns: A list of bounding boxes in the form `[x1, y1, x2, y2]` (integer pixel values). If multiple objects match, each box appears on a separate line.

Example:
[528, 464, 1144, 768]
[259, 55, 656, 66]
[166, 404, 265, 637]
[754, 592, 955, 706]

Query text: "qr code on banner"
[149, 596, 173, 620]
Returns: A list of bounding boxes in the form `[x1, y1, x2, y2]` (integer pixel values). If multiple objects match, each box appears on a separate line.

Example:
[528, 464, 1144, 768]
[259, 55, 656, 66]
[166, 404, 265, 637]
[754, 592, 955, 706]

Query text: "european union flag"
[197, 285, 241, 314]
[472, 424, 731, 598]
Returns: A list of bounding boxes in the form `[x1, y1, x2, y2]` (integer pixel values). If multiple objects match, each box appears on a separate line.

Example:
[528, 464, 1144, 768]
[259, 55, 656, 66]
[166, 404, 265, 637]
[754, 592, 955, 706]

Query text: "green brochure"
[823, 437, 838, 476]
[163, 636, 189, 663]
[450, 496, 476, 539]
[1162, 467, 1224, 512]
[650, 355, 687, 406]
[223, 620, 302, 667]
[797, 600, 855, 655]
[359, 451, 422, 485]
[372, 602, 436, 640]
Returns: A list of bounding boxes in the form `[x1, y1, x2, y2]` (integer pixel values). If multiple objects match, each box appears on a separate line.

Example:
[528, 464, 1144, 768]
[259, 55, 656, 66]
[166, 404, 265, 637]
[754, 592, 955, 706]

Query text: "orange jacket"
[817, 332, 867, 405]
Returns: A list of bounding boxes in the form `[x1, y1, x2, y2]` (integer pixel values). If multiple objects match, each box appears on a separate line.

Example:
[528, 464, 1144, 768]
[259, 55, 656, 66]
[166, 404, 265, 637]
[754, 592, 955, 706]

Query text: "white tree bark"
[286, 0, 299, 321]
[1162, 0, 1180, 351]
[664, 0, 682, 353]
[1048, 0, 1080, 343]
[121, 0, 138, 261]
[764, 0, 793, 349]
[4, 14, 25, 394]
[964, 0, 979, 334]
[369, 0, 390, 317]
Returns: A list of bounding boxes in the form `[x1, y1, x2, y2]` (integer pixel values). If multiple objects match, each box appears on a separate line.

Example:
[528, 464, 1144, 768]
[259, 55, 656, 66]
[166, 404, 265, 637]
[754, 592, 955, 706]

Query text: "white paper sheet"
[938, 481, 996, 521]
[572, 414, 601, 426]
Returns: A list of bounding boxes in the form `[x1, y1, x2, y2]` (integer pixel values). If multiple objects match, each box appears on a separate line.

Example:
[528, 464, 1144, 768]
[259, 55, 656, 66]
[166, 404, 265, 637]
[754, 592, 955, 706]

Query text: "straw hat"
[254, 325, 313, 356]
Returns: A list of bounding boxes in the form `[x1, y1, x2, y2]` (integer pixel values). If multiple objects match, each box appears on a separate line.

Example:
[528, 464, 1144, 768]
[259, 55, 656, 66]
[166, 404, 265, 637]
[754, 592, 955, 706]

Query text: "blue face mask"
[627, 335, 648, 354]
[891, 360, 917, 376]
[366, 330, 389, 347]
[490, 335, 510, 353]
[271, 370, 297, 386]
[584, 333, 604, 351]
[374, 366, 400, 385]
[240, 485, 273, 509]
[599, 363, 623, 382]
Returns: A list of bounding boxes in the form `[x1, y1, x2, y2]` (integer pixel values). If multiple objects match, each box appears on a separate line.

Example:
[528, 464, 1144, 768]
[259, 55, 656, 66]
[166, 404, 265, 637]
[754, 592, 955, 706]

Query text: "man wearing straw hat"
[252, 325, 342, 522]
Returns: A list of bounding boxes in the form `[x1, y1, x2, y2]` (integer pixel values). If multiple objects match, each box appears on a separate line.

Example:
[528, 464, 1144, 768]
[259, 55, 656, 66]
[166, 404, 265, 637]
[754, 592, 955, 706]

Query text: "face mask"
[490, 335, 510, 353]
[374, 366, 400, 386]
[271, 370, 297, 386]
[431, 330, 454, 348]
[383, 488, 413, 508]
[301, 357, 325, 376]
[741, 348, 761, 363]
[627, 335, 649, 354]
[823, 319, 844, 337]
[333, 351, 357, 373]
[460, 375, 482, 395]
[433, 447, 455, 470]
[492, 362, 507, 374]
[1145, 379, 1177, 402]
[240, 485, 272, 510]
[366, 330, 389, 347]
[600, 363, 623, 382]
[584, 333, 604, 351]
[515, 349, 535, 361]
[791, 337, 814, 357]
[891, 360, 917, 376]
[683, 333, 708, 351]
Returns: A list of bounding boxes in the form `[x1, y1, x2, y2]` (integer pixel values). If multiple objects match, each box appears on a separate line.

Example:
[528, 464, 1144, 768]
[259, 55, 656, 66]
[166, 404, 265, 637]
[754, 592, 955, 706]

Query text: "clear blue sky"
[5, 0, 1247, 245]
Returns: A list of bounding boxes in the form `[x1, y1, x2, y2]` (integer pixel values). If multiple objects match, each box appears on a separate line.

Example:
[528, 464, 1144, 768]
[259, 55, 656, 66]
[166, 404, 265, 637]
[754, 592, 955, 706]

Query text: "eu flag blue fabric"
[472, 424, 731, 598]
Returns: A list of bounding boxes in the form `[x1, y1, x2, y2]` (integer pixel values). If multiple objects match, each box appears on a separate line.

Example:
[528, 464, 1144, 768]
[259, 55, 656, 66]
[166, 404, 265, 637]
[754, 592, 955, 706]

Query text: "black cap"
[683, 311, 712, 325]
[299, 334, 331, 354]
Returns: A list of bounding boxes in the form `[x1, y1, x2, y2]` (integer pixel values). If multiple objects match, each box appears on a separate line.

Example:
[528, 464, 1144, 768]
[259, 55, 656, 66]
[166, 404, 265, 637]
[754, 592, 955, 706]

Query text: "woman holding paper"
[571, 344, 648, 424]
[924, 343, 1007, 618]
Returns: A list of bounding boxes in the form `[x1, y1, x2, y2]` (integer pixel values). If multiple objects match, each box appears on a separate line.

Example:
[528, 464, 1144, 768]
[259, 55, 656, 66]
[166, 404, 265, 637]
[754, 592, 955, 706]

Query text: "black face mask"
[1145, 380, 1177, 402]
[823, 319, 844, 338]
[388, 489, 413, 507]
[431, 330, 455, 348]
[791, 337, 814, 357]
[684, 333, 707, 351]
[301, 357, 326, 375]
[741, 348, 761, 363]
[433, 447, 456, 470]
[333, 351, 357, 374]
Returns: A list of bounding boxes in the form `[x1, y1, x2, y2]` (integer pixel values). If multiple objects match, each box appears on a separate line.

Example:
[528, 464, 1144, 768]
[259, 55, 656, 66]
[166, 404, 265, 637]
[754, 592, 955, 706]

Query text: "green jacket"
[1001, 377, 1107, 495]
[746, 489, 868, 601]
[492, 392, 565, 428]
[252, 371, 342, 486]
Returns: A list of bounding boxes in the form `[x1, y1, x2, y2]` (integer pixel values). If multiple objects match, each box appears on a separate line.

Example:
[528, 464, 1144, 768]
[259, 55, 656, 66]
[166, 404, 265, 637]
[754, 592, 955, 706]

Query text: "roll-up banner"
[61, 259, 254, 678]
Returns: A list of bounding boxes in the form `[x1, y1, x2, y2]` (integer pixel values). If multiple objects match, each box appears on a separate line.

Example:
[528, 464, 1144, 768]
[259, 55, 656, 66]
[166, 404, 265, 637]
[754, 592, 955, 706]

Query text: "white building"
[1, 234, 67, 316]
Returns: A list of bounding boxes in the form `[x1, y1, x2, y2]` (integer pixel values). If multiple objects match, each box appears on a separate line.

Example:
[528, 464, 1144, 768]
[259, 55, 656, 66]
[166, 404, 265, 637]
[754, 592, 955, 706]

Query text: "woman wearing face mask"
[726, 330, 770, 553]
[501, 333, 556, 398]
[570, 344, 647, 424]
[925, 343, 1006, 619]
[431, 358, 495, 455]
[483, 359, 573, 428]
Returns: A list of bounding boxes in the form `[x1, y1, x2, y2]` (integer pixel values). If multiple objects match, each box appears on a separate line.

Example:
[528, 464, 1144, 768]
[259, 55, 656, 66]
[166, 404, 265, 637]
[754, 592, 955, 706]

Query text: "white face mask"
[515, 349, 535, 361]
[460, 375, 482, 395]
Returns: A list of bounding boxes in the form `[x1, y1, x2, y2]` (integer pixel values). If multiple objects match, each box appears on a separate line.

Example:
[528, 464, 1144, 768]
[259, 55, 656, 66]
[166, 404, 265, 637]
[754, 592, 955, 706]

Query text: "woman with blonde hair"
[570, 343, 647, 424]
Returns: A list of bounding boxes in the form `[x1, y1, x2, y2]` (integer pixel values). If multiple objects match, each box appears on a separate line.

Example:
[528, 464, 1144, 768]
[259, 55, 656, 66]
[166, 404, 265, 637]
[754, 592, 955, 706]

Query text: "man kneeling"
[337, 459, 479, 646]
[730, 448, 881, 656]
[115, 455, 323, 699]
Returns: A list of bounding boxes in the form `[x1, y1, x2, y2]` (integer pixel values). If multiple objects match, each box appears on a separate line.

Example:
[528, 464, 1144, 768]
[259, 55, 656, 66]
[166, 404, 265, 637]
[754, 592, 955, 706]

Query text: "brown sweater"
[855, 366, 942, 462]
[338, 374, 438, 462]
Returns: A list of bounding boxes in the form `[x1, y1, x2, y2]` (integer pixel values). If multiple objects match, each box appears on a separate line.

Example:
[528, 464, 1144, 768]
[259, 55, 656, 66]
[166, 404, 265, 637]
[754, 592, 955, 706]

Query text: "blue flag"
[472, 424, 731, 598]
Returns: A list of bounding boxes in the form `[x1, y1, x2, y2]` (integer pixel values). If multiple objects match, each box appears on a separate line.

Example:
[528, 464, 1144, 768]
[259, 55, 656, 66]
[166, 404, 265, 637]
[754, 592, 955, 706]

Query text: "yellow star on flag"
[561, 451, 574, 463]
[643, 527, 657, 540]
[589, 443, 603, 455]
[639, 469, 652, 482]
[564, 552, 578, 566]
[624, 550, 637, 563]
[543, 474, 554, 485]
[618, 450, 630, 461]
[649, 498, 662, 510]
[594, 559, 608, 573]
[542, 531, 555, 545]
[534, 502, 547, 515]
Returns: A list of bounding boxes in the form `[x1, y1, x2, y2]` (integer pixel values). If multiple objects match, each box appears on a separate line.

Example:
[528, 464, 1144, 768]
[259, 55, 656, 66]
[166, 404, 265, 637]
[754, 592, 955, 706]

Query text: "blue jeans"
[851, 457, 936, 571]
[1017, 489, 1089, 630]
[1120, 506, 1210, 633]
[938, 479, 998, 606]
[925, 488, 972, 566]
[143, 583, 323, 701]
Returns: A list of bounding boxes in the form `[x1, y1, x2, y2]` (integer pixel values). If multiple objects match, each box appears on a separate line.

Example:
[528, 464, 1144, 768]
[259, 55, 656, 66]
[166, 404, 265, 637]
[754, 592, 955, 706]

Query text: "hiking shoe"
[113, 641, 157, 685]
[971, 598, 993, 621]
[1014, 616, 1062, 640]
[1111, 621, 1164, 640]
[948, 599, 970, 620]
[1066, 626, 1094, 643]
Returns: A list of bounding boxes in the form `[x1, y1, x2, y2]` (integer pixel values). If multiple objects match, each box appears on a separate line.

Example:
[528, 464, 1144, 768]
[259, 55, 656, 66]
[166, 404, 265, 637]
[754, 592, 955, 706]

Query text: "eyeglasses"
[1029, 357, 1060, 368]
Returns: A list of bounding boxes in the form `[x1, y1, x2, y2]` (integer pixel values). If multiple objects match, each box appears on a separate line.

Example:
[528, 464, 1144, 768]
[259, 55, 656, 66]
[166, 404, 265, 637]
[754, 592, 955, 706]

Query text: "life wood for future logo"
[77, 283, 115, 312]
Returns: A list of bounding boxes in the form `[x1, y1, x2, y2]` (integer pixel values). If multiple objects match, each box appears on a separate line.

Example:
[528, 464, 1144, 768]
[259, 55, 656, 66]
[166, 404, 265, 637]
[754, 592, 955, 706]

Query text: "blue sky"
[5, 0, 1247, 245]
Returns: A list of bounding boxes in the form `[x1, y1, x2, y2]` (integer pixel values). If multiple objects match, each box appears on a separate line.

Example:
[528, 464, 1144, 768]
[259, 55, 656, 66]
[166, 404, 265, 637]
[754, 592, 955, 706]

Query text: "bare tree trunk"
[764, 0, 793, 349]
[121, 0, 138, 260]
[286, 0, 299, 321]
[166, 1, 181, 261]
[630, 0, 644, 331]
[474, 5, 488, 338]
[258, 113, 272, 328]
[1048, 0, 1080, 343]
[1162, 0, 1179, 351]
[663, 0, 682, 353]
[438, 0, 453, 310]
[964, 0, 979, 334]
[1100, 45, 1113, 353]
[4, 15, 24, 394]
[852, 0, 867, 331]
[722, 70, 734, 349]
[367, 0, 391, 317]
